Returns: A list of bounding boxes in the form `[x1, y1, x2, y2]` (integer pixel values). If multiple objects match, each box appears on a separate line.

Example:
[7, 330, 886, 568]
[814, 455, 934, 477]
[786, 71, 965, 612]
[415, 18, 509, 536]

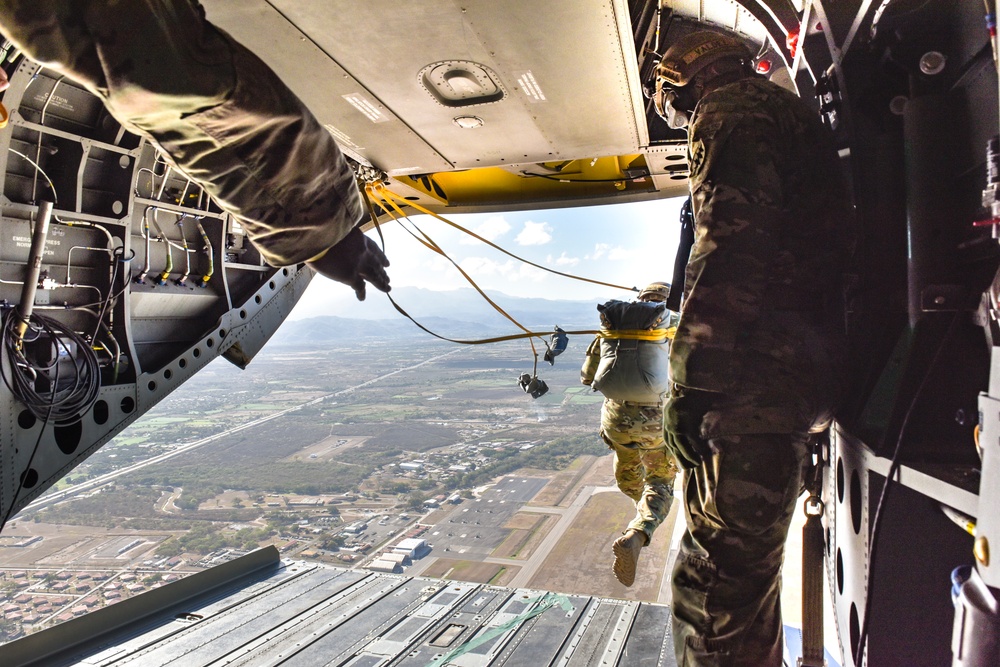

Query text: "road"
[23, 348, 465, 515]
[487, 485, 606, 588]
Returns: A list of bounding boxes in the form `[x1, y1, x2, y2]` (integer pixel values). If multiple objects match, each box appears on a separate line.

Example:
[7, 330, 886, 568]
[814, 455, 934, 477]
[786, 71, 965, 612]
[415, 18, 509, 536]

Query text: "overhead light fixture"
[453, 116, 484, 129]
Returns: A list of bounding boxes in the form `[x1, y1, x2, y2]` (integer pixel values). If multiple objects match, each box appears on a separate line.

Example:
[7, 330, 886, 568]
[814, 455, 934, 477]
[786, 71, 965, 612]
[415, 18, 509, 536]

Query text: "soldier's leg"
[671, 433, 809, 667]
[606, 439, 643, 503]
[601, 400, 644, 502]
[626, 443, 677, 542]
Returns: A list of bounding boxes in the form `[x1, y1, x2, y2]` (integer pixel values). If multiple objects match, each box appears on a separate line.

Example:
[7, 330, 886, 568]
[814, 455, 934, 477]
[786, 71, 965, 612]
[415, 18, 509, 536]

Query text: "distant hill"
[275, 287, 611, 345]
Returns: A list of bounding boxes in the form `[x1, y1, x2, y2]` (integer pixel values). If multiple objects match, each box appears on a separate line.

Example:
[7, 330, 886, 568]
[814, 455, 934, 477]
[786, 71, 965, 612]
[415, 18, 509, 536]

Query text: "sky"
[289, 196, 687, 319]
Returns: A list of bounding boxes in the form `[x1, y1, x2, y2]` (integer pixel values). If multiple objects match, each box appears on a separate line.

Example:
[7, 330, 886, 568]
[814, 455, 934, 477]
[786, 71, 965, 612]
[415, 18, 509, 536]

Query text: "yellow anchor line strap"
[599, 327, 675, 341]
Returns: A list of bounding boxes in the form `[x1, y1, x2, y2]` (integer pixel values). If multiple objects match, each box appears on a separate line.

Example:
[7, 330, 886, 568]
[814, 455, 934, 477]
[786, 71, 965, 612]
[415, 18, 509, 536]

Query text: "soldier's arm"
[669, 111, 783, 392]
[0, 0, 365, 271]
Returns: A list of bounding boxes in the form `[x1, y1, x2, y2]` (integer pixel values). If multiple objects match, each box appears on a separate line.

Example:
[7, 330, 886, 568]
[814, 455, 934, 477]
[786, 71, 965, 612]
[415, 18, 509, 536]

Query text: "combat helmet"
[637, 281, 670, 302]
[657, 31, 752, 88]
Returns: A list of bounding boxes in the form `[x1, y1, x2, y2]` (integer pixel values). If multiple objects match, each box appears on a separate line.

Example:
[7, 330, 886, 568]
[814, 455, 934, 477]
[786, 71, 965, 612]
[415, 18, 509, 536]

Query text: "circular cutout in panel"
[164, 370, 172, 380]
[219, 329, 226, 338]
[849, 602, 861, 663]
[121, 396, 135, 414]
[240, 310, 247, 320]
[148, 381, 157, 392]
[850, 468, 862, 535]
[17, 410, 36, 430]
[837, 547, 845, 594]
[54, 421, 83, 455]
[179, 358, 187, 369]
[254, 295, 262, 304]
[193, 348, 201, 358]
[282, 268, 289, 276]
[93, 400, 109, 425]
[269, 281, 276, 290]
[206, 338, 214, 349]
[20, 468, 39, 489]
[837, 457, 845, 503]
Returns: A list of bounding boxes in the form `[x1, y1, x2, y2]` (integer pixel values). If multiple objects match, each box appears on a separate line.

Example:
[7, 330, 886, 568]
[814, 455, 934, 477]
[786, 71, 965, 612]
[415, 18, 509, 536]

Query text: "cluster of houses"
[0, 564, 187, 640]
[392, 440, 540, 483]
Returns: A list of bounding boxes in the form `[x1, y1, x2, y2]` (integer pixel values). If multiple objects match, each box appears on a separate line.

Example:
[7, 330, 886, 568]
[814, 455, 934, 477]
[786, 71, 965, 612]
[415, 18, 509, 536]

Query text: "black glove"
[664, 389, 716, 469]
[307, 225, 391, 301]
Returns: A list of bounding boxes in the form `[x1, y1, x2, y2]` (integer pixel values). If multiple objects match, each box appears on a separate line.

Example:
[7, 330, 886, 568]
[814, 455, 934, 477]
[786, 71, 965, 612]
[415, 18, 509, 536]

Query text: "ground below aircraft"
[0, 1, 998, 665]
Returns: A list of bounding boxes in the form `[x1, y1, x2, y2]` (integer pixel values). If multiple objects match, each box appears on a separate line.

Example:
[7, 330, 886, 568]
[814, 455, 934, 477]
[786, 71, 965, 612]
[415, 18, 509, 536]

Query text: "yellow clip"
[0, 102, 8, 129]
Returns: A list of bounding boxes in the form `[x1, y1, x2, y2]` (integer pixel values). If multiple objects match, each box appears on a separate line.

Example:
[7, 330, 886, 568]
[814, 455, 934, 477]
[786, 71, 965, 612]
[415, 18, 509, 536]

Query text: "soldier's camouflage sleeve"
[0, 0, 362, 266]
[669, 88, 784, 394]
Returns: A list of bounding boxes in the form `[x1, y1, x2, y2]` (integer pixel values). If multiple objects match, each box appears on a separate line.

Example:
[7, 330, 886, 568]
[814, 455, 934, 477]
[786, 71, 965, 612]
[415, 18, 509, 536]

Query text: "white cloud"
[459, 257, 547, 283]
[460, 215, 511, 245]
[515, 220, 553, 246]
[546, 252, 580, 267]
[585, 243, 611, 260]
[607, 246, 632, 261]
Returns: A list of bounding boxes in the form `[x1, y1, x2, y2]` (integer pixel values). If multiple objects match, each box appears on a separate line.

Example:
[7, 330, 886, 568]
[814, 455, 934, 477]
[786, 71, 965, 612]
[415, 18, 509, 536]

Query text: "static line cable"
[369, 184, 639, 294]
[519, 170, 648, 185]
[854, 312, 959, 667]
[370, 186, 542, 362]
[384, 296, 602, 345]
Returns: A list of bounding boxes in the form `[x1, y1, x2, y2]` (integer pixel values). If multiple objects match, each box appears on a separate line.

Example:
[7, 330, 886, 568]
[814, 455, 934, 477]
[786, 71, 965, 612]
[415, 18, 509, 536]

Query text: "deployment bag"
[590, 300, 674, 403]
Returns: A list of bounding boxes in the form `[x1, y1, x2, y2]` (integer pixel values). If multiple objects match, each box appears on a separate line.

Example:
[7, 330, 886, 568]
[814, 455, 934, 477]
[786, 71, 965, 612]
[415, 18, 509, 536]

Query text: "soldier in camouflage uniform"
[654, 32, 851, 666]
[581, 282, 680, 587]
[0, 0, 389, 299]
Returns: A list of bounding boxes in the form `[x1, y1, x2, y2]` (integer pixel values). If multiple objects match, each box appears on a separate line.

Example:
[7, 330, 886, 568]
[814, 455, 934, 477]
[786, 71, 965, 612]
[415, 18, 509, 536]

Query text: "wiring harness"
[1, 309, 101, 423]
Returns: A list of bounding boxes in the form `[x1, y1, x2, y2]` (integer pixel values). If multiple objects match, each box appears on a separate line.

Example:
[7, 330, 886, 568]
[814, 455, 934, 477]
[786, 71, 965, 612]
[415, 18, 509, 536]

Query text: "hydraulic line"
[156, 164, 172, 201]
[149, 208, 173, 284]
[175, 215, 190, 286]
[37, 305, 122, 377]
[136, 207, 152, 283]
[66, 245, 112, 286]
[195, 218, 213, 286]
[8, 148, 58, 204]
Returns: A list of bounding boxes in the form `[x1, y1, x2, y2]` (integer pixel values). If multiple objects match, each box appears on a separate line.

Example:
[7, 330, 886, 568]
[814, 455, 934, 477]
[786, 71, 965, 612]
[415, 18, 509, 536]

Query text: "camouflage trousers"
[672, 432, 811, 667]
[600, 399, 678, 543]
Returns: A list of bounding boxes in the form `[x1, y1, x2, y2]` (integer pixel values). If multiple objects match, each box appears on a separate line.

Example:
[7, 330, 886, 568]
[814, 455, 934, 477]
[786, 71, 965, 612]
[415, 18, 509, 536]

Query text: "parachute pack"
[584, 299, 676, 403]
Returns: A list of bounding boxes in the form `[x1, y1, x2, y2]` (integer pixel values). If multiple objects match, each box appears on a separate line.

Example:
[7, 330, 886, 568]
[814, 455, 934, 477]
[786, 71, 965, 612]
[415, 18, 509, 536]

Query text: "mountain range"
[274, 286, 614, 344]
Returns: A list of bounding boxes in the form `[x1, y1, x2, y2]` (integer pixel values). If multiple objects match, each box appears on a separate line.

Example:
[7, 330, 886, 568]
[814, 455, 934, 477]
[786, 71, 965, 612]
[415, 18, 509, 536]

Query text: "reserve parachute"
[583, 300, 676, 403]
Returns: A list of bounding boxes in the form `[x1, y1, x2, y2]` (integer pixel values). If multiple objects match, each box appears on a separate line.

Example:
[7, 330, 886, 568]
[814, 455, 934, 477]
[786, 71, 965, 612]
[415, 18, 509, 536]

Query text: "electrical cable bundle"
[1, 309, 101, 424]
